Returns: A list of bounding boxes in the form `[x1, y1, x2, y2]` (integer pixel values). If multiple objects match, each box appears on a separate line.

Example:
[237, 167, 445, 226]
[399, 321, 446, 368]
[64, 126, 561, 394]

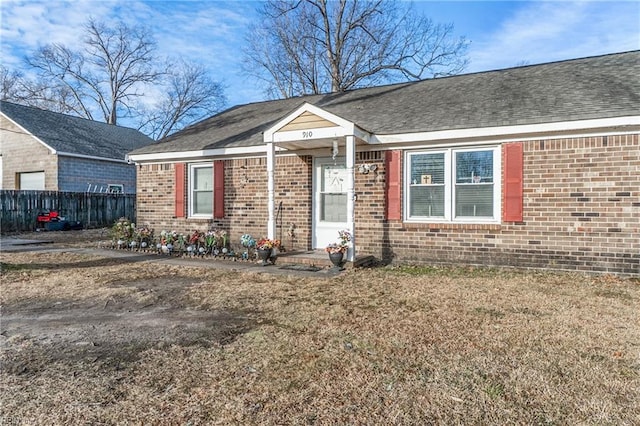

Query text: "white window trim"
[107, 184, 124, 194]
[188, 163, 214, 219]
[404, 145, 501, 224]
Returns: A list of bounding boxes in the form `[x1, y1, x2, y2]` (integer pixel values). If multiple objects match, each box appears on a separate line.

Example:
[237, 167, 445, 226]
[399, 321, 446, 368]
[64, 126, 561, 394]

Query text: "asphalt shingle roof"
[130, 50, 640, 156]
[1, 101, 155, 161]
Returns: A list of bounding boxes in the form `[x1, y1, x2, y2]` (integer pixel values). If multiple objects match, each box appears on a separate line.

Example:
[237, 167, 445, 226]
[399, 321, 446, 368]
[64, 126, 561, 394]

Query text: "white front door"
[313, 157, 348, 249]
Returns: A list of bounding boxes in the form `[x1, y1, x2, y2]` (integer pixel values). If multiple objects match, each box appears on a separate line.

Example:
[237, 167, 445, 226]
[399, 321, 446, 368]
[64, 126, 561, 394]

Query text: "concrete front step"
[276, 250, 376, 269]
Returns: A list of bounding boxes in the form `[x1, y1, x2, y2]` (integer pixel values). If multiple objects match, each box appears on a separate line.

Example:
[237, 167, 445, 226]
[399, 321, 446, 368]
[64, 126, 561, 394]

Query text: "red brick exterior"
[137, 155, 313, 251]
[136, 133, 639, 276]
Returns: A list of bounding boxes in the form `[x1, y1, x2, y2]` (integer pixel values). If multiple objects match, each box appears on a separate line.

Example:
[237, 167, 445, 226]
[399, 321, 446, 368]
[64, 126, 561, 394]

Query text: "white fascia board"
[372, 116, 640, 145]
[353, 126, 371, 143]
[127, 144, 278, 163]
[129, 116, 639, 162]
[263, 102, 356, 142]
[1, 112, 57, 154]
[58, 152, 129, 163]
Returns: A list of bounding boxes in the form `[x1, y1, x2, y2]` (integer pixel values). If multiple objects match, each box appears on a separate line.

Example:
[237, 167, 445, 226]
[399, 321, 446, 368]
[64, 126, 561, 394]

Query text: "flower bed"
[108, 218, 278, 262]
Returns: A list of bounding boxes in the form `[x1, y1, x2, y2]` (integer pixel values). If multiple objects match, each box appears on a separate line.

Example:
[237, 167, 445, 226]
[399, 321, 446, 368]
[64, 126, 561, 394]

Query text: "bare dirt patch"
[1, 250, 639, 425]
[2, 275, 251, 376]
[4, 227, 110, 245]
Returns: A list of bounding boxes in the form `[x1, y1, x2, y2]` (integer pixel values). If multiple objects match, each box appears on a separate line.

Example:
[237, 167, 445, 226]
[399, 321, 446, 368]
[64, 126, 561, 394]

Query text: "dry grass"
[1, 251, 639, 425]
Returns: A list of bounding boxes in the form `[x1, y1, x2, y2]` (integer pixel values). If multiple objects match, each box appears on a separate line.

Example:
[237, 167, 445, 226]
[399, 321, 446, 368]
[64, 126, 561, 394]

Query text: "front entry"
[313, 157, 348, 249]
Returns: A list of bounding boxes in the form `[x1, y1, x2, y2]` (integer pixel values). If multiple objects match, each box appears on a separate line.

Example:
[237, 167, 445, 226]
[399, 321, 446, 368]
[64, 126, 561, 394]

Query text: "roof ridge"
[232, 50, 640, 105]
[0, 100, 143, 132]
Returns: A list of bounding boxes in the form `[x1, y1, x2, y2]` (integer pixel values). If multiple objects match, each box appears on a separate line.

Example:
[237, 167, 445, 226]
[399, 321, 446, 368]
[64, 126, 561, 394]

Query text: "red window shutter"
[502, 143, 523, 222]
[214, 160, 225, 219]
[174, 163, 186, 218]
[385, 150, 402, 220]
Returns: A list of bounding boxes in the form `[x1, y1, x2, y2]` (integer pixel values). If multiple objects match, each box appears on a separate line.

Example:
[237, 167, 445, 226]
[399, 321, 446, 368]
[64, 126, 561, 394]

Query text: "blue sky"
[1, 0, 639, 108]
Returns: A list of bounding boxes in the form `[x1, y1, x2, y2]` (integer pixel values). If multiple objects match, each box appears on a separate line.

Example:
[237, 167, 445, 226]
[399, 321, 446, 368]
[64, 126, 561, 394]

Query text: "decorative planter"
[257, 248, 276, 266]
[328, 251, 345, 270]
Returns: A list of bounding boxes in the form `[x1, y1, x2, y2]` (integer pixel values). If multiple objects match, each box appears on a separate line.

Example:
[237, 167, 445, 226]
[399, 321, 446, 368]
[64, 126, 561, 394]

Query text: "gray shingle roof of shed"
[1, 101, 155, 161]
[131, 50, 639, 155]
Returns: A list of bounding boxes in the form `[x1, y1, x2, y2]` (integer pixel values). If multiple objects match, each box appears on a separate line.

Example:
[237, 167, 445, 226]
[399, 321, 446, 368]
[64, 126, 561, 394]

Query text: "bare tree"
[1, 65, 77, 113]
[15, 19, 226, 138]
[244, 0, 469, 98]
[26, 19, 160, 125]
[138, 59, 227, 139]
[1, 66, 23, 101]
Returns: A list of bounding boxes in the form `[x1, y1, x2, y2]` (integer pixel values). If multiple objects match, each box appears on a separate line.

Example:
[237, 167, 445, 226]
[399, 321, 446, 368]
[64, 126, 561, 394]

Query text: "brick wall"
[136, 133, 638, 275]
[136, 155, 312, 251]
[58, 156, 137, 193]
[356, 134, 639, 276]
[1, 116, 58, 190]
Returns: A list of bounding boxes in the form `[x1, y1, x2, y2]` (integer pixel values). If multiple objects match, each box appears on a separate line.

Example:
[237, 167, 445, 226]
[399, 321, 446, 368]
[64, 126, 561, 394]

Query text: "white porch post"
[345, 135, 356, 262]
[266, 142, 276, 240]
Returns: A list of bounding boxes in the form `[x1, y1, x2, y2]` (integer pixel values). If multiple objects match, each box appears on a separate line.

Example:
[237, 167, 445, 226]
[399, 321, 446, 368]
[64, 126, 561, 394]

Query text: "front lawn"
[1, 251, 638, 424]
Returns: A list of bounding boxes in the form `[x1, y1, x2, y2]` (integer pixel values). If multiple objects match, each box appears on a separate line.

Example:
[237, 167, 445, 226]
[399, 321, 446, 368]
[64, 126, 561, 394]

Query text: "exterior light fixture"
[358, 164, 377, 174]
[332, 139, 339, 161]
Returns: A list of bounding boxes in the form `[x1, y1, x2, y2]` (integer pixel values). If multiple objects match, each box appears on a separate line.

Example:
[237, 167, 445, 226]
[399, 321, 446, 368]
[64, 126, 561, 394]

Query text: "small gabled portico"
[263, 103, 371, 262]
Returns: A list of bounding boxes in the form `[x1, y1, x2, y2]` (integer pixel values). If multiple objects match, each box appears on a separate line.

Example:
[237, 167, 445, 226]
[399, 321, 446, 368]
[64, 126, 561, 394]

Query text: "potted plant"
[325, 229, 351, 269]
[255, 237, 280, 265]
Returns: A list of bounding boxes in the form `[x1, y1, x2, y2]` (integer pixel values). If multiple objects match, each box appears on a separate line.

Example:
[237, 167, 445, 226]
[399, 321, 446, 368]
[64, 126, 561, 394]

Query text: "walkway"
[0, 237, 347, 278]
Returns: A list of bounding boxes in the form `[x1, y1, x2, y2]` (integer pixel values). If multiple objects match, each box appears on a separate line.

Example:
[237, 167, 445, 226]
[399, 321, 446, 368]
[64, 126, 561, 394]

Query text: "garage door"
[19, 171, 45, 190]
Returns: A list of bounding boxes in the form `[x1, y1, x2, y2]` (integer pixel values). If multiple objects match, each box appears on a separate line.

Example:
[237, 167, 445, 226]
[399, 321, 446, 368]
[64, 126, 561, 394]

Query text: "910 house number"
[302, 131, 313, 138]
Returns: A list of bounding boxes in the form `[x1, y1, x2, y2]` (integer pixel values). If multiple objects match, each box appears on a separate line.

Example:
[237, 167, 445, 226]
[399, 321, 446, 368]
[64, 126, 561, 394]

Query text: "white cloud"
[2, 1, 112, 47]
[469, 1, 640, 71]
[3, 0, 636, 109]
[0, 0, 260, 104]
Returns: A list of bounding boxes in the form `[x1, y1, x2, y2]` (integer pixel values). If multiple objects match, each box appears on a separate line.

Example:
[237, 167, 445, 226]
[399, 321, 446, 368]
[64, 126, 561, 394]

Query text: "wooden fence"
[0, 190, 136, 233]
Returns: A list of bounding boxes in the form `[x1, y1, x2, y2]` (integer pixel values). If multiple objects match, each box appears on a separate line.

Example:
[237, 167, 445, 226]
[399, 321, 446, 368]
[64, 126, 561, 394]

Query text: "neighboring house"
[0, 101, 155, 194]
[128, 51, 639, 276]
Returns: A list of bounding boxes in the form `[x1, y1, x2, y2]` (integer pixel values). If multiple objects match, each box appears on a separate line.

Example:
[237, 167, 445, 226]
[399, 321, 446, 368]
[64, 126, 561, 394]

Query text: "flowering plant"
[159, 230, 179, 245]
[204, 230, 217, 249]
[185, 230, 207, 254]
[214, 229, 228, 248]
[111, 217, 136, 244]
[326, 229, 352, 254]
[136, 225, 153, 240]
[135, 225, 154, 249]
[188, 230, 204, 246]
[255, 238, 281, 250]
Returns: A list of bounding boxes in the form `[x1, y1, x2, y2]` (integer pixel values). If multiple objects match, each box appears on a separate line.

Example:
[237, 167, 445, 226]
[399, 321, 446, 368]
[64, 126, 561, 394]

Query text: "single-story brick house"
[128, 51, 639, 276]
[0, 101, 155, 194]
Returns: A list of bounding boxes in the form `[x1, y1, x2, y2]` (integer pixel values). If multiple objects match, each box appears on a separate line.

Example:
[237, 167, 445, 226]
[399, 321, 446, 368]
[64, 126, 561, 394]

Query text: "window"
[405, 146, 500, 222]
[409, 152, 446, 218]
[320, 163, 347, 222]
[189, 164, 213, 217]
[107, 184, 124, 194]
